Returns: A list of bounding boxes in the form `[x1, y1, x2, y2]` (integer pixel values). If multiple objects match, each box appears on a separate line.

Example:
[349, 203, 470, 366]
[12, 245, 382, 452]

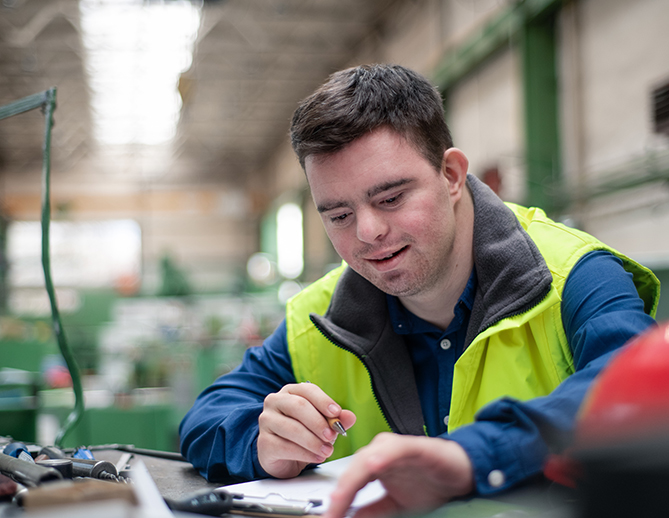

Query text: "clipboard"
[224, 491, 324, 517]
[217, 456, 386, 517]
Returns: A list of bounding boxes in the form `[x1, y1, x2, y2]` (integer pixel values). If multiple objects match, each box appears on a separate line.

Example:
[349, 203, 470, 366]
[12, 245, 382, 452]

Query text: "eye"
[381, 193, 402, 205]
[329, 212, 350, 224]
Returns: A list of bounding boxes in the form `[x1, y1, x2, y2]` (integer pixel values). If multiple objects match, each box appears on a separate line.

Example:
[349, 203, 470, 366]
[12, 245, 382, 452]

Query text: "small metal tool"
[327, 417, 347, 437]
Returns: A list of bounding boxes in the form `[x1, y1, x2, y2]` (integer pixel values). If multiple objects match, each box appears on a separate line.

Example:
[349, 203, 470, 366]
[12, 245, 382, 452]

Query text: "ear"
[441, 148, 469, 201]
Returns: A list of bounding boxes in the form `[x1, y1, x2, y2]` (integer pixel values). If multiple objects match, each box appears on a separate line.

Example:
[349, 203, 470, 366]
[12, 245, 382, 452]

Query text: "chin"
[374, 276, 420, 298]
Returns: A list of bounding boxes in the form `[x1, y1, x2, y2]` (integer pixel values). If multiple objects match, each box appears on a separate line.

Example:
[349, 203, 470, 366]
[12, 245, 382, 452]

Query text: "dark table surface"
[94, 449, 576, 517]
[0, 447, 576, 518]
[93, 449, 221, 499]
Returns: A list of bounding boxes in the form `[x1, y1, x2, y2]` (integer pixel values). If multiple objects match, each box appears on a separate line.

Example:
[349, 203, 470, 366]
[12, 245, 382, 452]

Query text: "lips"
[371, 246, 407, 262]
[365, 245, 409, 271]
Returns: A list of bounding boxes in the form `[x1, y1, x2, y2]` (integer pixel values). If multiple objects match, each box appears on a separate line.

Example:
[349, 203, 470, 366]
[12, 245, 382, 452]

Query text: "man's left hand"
[324, 433, 474, 518]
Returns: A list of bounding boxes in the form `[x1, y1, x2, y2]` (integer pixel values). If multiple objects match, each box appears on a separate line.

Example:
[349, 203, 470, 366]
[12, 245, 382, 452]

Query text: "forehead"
[305, 128, 427, 203]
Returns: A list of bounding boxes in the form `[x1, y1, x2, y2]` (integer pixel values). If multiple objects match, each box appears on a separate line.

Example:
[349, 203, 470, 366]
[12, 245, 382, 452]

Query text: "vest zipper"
[310, 318, 395, 433]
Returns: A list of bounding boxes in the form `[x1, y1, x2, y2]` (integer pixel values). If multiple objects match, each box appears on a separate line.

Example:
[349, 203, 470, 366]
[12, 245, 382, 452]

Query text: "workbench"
[0, 447, 576, 517]
[98, 449, 576, 518]
[95, 448, 221, 499]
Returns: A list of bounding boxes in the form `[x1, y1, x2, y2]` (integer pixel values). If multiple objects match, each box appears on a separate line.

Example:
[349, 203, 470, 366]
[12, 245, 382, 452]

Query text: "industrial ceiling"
[0, 0, 400, 200]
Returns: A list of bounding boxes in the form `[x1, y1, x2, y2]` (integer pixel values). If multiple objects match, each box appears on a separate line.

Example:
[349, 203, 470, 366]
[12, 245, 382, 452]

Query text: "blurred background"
[0, 0, 668, 452]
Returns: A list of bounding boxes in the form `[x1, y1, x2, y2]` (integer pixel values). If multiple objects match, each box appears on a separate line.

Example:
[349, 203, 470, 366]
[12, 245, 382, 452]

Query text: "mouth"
[366, 246, 409, 266]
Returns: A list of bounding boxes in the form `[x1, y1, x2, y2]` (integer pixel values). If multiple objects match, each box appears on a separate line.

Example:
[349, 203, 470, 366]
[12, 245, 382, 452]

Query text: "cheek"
[324, 228, 353, 257]
[393, 209, 435, 235]
[402, 207, 453, 247]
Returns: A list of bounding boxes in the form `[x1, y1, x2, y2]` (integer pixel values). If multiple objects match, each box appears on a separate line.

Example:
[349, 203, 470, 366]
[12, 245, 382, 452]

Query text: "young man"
[179, 64, 659, 517]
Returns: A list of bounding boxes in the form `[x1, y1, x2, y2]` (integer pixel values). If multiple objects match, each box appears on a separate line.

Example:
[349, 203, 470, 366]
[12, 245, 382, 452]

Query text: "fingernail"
[321, 444, 333, 455]
[328, 404, 340, 414]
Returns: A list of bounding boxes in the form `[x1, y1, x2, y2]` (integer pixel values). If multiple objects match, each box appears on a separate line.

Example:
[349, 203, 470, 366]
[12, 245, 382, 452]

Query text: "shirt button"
[440, 339, 452, 350]
[488, 470, 505, 488]
[443, 415, 449, 426]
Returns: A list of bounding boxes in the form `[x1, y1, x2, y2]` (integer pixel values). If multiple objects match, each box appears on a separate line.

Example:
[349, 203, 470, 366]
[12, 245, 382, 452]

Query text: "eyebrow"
[316, 200, 348, 213]
[367, 178, 413, 198]
[316, 178, 413, 214]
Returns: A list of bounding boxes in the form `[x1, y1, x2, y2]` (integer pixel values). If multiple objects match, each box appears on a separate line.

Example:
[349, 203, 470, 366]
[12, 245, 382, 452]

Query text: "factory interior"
[1, 0, 669, 461]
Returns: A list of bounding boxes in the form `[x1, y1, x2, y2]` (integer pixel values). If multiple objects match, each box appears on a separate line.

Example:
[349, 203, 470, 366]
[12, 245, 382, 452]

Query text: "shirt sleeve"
[447, 250, 657, 495]
[178, 319, 296, 482]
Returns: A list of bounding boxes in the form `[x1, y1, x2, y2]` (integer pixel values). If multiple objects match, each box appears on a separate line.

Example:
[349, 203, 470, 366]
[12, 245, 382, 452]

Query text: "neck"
[399, 188, 475, 330]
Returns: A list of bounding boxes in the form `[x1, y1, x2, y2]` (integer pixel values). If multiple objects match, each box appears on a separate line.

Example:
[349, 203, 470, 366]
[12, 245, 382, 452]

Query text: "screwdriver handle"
[3, 443, 35, 463]
[73, 447, 95, 460]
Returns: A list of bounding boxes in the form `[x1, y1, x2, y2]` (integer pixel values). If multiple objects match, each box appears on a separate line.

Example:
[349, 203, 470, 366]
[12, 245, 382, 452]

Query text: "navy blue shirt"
[386, 269, 477, 437]
[179, 250, 656, 491]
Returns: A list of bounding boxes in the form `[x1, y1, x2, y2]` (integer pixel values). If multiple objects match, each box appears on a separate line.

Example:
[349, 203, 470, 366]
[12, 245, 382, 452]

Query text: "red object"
[44, 364, 72, 389]
[0, 474, 17, 500]
[544, 322, 669, 487]
[543, 453, 581, 489]
[576, 322, 669, 446]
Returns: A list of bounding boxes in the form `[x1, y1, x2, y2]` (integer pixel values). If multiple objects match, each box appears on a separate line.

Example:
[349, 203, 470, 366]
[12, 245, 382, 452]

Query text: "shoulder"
[287, 263, 346, 316]
[285, 263, 346, 343]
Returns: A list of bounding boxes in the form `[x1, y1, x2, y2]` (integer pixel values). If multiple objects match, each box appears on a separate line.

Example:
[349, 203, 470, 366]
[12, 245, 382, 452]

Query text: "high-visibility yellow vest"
[286, 203, 659, 461]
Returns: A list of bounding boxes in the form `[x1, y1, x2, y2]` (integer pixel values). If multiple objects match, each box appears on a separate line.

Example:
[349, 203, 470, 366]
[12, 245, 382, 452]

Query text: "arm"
[179, 320, 356, 482]
[324, 251, 656, 517]
[449, 250, 656, 494]
[179, 320, 296, 482]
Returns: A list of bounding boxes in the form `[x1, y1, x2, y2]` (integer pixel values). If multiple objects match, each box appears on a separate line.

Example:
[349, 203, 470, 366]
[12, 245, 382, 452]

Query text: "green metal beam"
[0, 91, 52, 121]
[433, 0, 565, 92]
[565, 150, 669, 203]
[521, 15, 561, 213]
[433, 0, 564, 214]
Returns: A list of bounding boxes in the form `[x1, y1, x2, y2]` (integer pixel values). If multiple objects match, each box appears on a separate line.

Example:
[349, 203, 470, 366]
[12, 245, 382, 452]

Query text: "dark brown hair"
[290, 64, 453, 171]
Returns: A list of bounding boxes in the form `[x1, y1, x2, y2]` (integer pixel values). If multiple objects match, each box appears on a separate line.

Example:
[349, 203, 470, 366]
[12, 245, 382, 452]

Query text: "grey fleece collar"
[465, 175, 552, 344]
[309, 174, 552, 435]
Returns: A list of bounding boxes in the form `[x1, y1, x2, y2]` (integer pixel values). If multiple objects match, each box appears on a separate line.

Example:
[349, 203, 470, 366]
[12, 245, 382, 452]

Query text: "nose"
[356, 208, 389, 243]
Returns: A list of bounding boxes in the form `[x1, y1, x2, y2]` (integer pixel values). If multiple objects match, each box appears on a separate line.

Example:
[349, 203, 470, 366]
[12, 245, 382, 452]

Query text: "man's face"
[305, 127, 465, 302]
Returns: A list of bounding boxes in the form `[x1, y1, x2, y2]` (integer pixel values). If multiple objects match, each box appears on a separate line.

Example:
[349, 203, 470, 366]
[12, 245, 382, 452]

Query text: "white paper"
[221, 456, 386, 514]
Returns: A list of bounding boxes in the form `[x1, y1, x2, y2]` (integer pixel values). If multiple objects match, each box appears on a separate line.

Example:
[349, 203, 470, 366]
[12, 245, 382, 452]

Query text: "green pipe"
[0, 89, 85, 445]
[39, 88, 85, 446]
[0, 91, 50, 121]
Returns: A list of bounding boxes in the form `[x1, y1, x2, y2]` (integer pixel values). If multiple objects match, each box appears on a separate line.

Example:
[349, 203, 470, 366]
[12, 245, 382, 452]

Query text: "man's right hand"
[257, 382, 356, 479]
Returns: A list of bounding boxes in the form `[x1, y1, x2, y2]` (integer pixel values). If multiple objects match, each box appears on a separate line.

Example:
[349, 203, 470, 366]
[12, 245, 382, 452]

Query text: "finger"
[292, 386, 357, 439]
[324, 434, 415, 518]
[339, 409, 356, 432]
[324, 454, 385, 518]
[349, 496, 401, 518]
[276, 384, 348, 441]
[258, 428, 329, 467]
[260, 396, 336, 457]
[266, 391, 338, 443]
[325, 484, 364, 518]
[287, 383, 344, 418]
